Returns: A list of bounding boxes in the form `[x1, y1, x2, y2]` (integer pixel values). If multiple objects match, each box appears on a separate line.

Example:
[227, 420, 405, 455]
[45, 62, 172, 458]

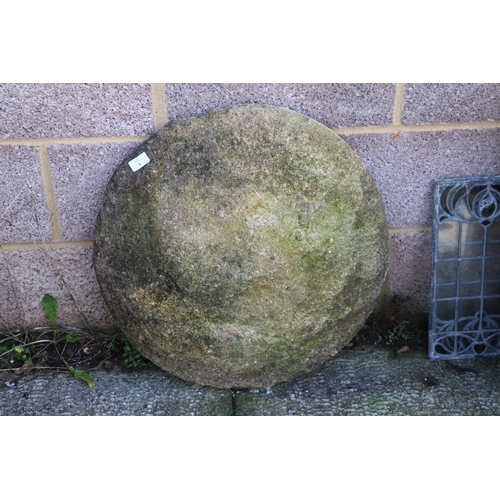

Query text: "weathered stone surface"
[93, 105, 389, 389]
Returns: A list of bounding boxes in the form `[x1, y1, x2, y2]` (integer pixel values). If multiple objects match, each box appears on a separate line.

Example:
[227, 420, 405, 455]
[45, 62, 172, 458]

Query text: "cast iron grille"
[429, 176, 500, 360]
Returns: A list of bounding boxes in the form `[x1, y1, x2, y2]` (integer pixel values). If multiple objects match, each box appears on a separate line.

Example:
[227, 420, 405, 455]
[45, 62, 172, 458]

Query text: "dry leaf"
[102, 360, 114, 372]
[396, 345, 410, 354]
[14, 363, 35, 375]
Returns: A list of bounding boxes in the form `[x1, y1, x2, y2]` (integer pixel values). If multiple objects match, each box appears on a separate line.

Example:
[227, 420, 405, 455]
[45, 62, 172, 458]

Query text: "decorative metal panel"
[429, 176, 500, 360]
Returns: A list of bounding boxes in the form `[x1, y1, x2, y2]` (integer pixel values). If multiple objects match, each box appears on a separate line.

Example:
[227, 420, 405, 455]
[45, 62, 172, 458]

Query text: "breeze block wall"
[1, 83, 499, 330]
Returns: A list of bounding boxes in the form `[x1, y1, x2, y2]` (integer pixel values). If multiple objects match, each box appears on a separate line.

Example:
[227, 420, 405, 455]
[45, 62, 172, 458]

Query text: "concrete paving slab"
[234, 346, 500, 415]
[2, 345, 498, 416]
[0, 367, 232, 416]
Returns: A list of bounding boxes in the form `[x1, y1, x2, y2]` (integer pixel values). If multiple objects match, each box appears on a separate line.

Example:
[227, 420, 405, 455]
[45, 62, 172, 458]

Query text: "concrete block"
[0, 246, 114, 330]
[0, 146, 51, 243]
[0, 84, 154, 139]
[343, 129, 500, 227]
[403, 84, 500, 124]
[390, 231, 432, 313]
[165, 83, 395, 127]
[48, 142, 139, 240]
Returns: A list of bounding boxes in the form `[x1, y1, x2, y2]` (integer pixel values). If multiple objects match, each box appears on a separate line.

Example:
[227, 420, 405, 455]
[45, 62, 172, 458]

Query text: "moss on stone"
[94, 105, 389, 389]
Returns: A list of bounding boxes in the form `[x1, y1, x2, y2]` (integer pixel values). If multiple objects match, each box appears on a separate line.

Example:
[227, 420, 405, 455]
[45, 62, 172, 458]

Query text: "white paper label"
[128, 152, 150, 172]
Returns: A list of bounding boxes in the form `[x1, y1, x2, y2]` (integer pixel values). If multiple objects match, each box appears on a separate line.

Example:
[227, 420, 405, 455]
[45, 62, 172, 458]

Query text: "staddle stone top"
[94, 104, 389, 388]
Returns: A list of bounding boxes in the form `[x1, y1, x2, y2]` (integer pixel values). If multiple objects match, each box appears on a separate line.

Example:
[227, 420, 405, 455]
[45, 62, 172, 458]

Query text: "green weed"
[121, 338, 154, 368]
[103, 339, 117, 352]
[41, 293, 58, 332]
[41, 293, 94, 388]
[356, 308, 428, 348]
[386, 322, 411, 344]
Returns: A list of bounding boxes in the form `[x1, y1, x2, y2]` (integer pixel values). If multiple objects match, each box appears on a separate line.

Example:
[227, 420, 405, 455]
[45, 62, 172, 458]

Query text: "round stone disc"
[94, 104, 389, 389]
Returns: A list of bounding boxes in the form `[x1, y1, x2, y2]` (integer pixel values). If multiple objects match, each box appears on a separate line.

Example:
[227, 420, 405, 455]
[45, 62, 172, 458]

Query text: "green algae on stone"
[93, 104, 389, 389]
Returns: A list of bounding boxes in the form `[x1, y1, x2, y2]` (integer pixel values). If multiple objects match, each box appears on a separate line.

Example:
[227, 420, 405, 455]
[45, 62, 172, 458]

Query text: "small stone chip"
[423, 375, 439, 386]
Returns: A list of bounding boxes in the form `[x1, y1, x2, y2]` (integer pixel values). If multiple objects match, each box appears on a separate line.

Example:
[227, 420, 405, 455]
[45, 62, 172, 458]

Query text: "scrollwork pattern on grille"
[439, 182, 500, 224]
[429, 176, 500, 360]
